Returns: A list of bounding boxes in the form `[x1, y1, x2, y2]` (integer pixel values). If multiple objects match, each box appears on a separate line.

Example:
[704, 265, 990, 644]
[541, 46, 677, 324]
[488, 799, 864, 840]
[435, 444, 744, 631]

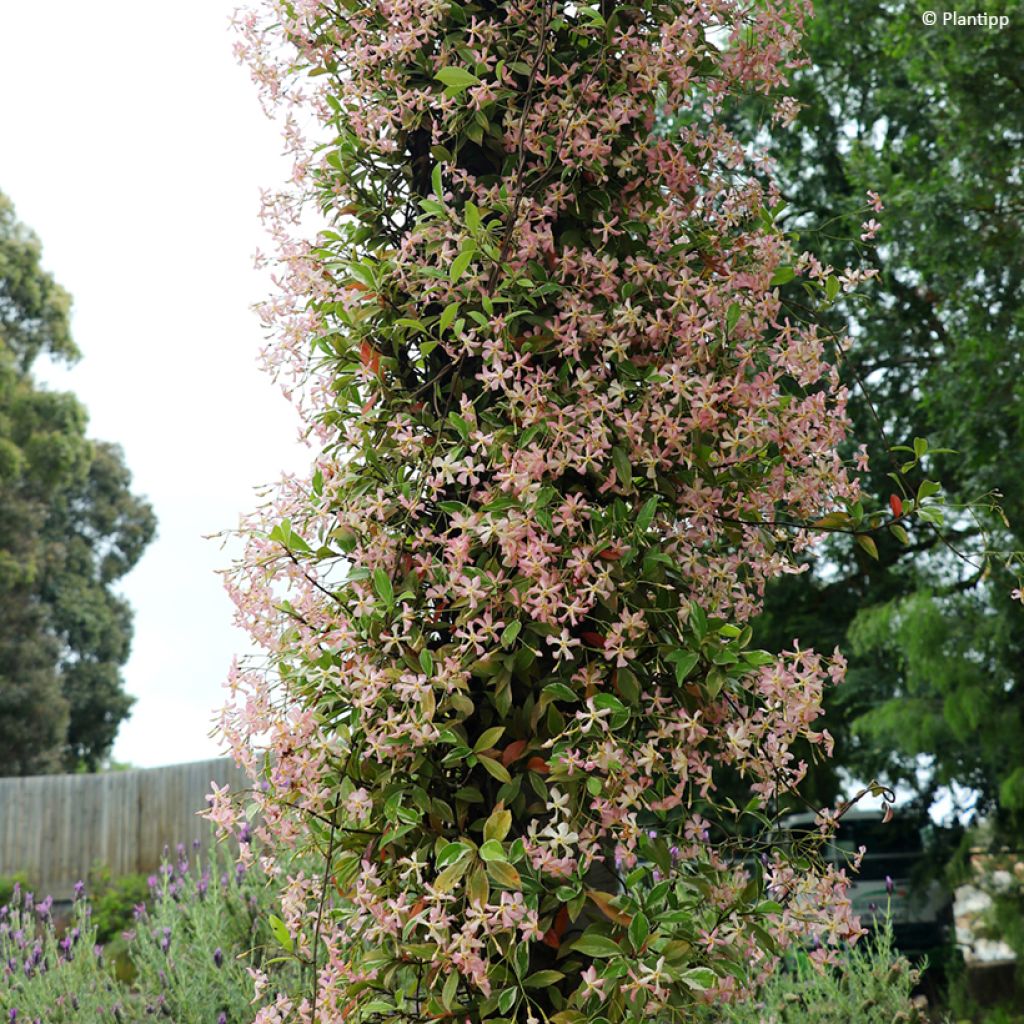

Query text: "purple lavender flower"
[159, 927, 171, 954]
[217, 1013, 227, 1024]
[213, 947, 224, 968]
[238, 822, 252, 845]
[885, 875, 894, 896]
[73, 880, 86, 900]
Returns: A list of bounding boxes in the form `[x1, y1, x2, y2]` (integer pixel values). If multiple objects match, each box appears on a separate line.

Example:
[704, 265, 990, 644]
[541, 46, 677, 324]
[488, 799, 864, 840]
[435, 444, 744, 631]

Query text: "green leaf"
[726, 303, 741, 334]
[450, 243, 476, 281]
[373, 568, 394, 606]
[474, 726, 506, 752]
[419, 649, 434, 676]
[431, 162, 444, 200]
[435, 66, 481, 92]
[479, 839, 507, 862]
[889, 523, 910, 545]
[268, 914, 293, 953]
[525, 970, 565, 988]
[486, 860, 522, 889]
[484, 807, 512, 843]
[636, 495, 659, 532]
[855, 534, 879, 560]
[628, 912, 650, 952]
[439, 301, 460, 334]
[442, 967, 460, 1009]
[435, 856, 472, 892]
[501, 620, 521, 648]
[593, 693, 627, 715]
[826, 275, 841, 301]
[542, 682, 578, 703]
[611, 446, 633, 489]
[498, 987, 518, 1014]
[447, 411, 470, 441]
[570, 934, 623, 958]
[477, 755, 511, 783]
[436, 842, 472, 868]
[667, 650, 699, 684]
[770, 265, 795, 287]
[680, 966, 717, 991]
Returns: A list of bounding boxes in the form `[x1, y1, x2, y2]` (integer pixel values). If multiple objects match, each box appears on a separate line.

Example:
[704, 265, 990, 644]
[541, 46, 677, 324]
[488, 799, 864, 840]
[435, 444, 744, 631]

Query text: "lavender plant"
[0, 834, 301, 1024]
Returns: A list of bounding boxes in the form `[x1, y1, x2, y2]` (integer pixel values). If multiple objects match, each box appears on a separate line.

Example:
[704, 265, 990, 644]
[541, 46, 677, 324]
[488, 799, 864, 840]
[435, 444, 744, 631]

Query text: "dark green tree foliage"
[749, 3, 1024, 828]
[0, 192, 155, 774]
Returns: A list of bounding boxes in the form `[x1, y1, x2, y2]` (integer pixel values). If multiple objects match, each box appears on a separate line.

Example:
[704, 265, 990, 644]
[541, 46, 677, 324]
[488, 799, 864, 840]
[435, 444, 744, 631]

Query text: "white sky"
[0, 3, 311, 767]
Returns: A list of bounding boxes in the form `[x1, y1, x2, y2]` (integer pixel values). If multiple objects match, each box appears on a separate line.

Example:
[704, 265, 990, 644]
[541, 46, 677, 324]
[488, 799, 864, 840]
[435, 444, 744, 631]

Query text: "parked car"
[778, 809, 954, 954]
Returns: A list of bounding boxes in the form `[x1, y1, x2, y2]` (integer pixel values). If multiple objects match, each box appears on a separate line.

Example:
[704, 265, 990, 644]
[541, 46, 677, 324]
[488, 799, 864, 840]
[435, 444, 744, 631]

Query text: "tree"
[212, 3, 894, 1022]
[745, 2, 1024, 834]
[0, 191, 156, 774]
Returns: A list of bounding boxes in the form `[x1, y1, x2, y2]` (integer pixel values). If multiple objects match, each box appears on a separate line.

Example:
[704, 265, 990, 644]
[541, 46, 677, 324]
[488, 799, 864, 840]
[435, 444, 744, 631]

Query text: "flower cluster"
[215, 2, 873, 1022]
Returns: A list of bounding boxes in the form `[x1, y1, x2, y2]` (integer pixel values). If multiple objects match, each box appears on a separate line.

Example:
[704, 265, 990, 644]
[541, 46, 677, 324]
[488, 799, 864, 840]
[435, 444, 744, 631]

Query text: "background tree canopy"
[0, 191, 156, 774]
[749, 1, 1024, 839]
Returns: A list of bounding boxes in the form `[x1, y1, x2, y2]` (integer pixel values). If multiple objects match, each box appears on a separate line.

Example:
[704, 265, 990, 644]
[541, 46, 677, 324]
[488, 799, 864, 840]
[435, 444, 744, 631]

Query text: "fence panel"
[0, 758, 249, 899]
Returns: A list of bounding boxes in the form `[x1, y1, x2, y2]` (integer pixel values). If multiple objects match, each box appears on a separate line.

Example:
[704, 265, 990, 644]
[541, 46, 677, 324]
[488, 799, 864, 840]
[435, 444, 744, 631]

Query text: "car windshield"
[833, 818, 923, 880]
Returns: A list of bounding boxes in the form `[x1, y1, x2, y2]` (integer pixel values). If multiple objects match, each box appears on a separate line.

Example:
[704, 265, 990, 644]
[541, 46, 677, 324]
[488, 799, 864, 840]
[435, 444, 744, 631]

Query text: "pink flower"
[579, 965, 606, 1002]
[860, 219, 881, 241]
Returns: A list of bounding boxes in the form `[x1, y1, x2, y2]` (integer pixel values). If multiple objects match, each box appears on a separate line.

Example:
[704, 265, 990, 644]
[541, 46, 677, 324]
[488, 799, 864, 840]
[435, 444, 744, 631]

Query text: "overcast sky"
[0, 3, 311, 767]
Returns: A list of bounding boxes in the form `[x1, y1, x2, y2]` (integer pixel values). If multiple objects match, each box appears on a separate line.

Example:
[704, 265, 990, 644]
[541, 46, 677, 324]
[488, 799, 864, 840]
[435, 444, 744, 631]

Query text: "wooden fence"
[0, 757, 250, 899]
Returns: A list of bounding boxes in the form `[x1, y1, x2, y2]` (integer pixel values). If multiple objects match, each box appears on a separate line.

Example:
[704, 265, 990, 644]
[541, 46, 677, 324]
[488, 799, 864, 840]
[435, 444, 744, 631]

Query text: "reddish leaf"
[501, 739, 528, 767]
[889, 493, 903, 517]
[360, 340, 381, 376]
[586, 888, 633, 927]
[527, 756, 549, 775]
[580, 631, 606, 648]
[541, 905, 570, 948]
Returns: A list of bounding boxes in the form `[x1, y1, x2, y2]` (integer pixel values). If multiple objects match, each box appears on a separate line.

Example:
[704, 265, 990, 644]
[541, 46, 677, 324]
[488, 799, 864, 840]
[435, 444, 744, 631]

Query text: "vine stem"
[311, 806, 338, 1020]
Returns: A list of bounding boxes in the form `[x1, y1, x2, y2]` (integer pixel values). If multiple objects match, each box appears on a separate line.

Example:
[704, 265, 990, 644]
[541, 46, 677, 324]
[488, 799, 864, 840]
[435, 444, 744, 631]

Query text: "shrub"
[86, 863, 149, 946]
[0, 882, 129, 1022]
[213, 0, 892, 1021]
[0, 837, 301, 1024]
[127, 836, 302, 1024]
[701, 918, 926, 1024]
[0, 872, 28, 909]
